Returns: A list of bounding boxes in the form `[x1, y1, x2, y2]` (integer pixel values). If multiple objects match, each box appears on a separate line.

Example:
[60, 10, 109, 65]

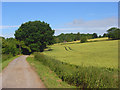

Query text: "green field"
[30, 38, 118, 88]
[44, 39, 118, 69]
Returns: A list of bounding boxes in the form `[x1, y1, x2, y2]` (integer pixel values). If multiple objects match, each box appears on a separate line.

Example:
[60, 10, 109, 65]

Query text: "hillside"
[44, 39, 118, 69]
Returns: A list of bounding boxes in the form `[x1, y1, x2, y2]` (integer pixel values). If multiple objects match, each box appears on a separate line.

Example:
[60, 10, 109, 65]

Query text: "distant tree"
[14, 21, 55, 52]
[55, 38, 60, 43]
[54, 33, 93, 43]
[92, 33, 98, 38]
[75, 32, 81, 40]
[99, 35, 102, 38]
[103, 33, 108, 37]
[80, 36, 87, 43]
[107, 27, 120, 39]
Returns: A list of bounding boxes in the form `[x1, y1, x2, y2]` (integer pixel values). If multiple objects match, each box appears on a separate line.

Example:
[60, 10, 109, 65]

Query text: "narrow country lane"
[0, 55, 46, 88]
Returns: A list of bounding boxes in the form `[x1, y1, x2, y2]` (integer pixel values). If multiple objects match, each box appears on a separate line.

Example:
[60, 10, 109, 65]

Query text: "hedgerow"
[34, 52, 118, 88]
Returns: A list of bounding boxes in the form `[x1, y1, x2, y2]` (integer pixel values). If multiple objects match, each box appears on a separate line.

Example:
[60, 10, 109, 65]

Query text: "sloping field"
[44, 40, 118, 69]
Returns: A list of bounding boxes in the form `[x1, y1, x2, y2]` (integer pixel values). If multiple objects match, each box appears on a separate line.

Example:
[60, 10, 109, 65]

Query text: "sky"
[1, 2, 118, 38]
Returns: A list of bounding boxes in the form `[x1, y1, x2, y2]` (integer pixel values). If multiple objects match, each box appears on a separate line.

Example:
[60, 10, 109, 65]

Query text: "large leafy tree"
[107, 27, 120, 39]
[14, 21, 55, 52]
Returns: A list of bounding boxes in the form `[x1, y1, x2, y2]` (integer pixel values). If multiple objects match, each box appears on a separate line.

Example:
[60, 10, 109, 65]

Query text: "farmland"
[43, 39, 118, 69]
[31, 38, 118, 88]
[1, 2, 119, 88]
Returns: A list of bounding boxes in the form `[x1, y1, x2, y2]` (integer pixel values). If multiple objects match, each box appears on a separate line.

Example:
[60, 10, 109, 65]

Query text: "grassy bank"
[34, 52, 118, 88]
[27, 56, 75, 88]
[2, 55, 20, 70]
[2, 54, 14, 62]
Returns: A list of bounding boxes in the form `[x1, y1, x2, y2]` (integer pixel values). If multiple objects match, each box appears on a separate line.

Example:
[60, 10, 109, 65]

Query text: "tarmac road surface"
[0, 55, 45, 88]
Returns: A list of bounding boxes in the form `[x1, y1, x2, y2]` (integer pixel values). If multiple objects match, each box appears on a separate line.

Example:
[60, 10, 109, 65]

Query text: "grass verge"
[1, 55, 20, 71]
[26, 56, 75, 88]
[34, 52, 118, 88]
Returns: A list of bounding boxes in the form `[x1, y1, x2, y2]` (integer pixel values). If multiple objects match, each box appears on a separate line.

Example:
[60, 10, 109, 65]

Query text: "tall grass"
[34, 52, 118, 88]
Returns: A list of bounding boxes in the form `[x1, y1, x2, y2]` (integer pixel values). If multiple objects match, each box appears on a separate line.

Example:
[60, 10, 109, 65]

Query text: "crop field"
[35, 39, 118, 88]
[44, 39, 118, 69]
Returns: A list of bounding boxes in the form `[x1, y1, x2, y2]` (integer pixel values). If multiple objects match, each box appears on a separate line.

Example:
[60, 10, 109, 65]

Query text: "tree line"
[1, 20, 120, 56]
[54, 32, 108, 43]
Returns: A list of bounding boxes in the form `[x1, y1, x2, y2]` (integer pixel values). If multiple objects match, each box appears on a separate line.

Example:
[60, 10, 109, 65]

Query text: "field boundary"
[34, 52, 118, 88]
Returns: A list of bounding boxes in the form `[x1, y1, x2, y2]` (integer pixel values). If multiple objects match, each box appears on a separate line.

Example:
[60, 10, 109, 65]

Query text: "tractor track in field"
[64, 46, 72, 51]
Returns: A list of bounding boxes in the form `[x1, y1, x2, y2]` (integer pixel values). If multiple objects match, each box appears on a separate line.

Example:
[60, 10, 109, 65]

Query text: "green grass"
[2, 54, 13, 62]
[27, 39, 118, 88]
[34, 52, 118, 88]
[1, 55, 20, 71]
[44, 40, 118, 69]
[27, 56, 75, 88]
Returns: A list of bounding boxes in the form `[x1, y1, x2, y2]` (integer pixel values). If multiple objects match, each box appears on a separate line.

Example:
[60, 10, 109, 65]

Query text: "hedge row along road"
[0, 55, 45, 88]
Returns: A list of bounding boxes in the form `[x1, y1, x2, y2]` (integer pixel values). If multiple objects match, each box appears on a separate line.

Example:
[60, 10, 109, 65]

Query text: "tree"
[107, 27, 120, 39]
[99, 35, 102, 38]
[55, 38, 60, 43]
[92, 33, 98, 38]
[14, 21, 55, 52]
[16, 40, 31, 55]
[80, 36, 87, 43]
[103, 33, 108, 37]
[76, 32, 81, 40]
[2, 38, 19, 56]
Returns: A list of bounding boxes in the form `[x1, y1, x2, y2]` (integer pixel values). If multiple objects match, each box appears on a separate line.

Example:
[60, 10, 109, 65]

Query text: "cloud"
[0, 25, 20, 29]
[2, 34, 15, 38]
[54, 17, 118, 35]
[65, 17, 117, 28]
[55, 27, 110, 31]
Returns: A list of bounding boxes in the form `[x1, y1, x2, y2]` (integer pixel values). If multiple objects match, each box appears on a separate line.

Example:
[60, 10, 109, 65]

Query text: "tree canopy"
[2, 38, 19, 56]
[107, 27, 120, 40]
[92, 33, 98, 38]
[14, 21, 55, 52]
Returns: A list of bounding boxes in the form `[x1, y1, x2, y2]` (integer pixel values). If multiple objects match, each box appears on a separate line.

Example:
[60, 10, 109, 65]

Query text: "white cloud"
[0, 25, 20, 29]
[2, 34, 15, 38]
[65, 17, 117, 28]
[54, 17, 118, 35]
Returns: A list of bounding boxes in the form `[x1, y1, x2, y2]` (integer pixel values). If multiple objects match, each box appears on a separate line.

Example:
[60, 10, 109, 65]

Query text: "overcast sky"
[1, 2, 118, 38]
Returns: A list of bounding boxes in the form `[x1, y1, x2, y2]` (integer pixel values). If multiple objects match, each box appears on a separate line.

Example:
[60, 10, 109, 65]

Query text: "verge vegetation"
[34, 52, 118, 88]
[1, 55, 20, 71]
[27, 56, 75, 88]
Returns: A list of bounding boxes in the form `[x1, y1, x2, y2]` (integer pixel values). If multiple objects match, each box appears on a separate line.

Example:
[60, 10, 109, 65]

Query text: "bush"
[34, 52, 118, 88]
[80, 37, 87, 43]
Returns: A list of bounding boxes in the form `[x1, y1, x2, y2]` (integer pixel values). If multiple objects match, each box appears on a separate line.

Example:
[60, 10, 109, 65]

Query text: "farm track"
[64, 46, 72, 51]
[0, 55, 46, 88]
